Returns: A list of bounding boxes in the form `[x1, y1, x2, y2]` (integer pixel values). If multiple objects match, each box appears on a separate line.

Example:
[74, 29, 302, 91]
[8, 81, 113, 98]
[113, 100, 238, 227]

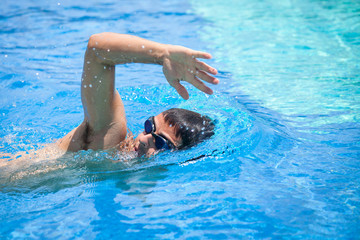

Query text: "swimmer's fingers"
[195, 60, 218, 75]
[171, 80, 189, 100]
[192, 51, 212, 60]
[196, 70, 219, 85]
[163, 62, 190, 100]
[188, 74, 213, 95]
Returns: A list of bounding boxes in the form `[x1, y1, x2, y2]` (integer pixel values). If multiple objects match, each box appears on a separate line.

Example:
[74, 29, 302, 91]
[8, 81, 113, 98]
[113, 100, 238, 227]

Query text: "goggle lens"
[144, 117, 172, 150]
[144, 119, 153, 134]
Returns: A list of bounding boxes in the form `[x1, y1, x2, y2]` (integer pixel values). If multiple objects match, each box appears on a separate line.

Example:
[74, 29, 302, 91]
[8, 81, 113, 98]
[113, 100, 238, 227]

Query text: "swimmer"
[55, 32, 219, 157]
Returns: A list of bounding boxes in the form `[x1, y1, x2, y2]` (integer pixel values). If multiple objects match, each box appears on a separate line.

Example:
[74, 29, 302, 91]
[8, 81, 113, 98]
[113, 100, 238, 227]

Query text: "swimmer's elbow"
[87, 33, 103, 50]
[87, 33, 114, 64]
[87, 32, 117, 49]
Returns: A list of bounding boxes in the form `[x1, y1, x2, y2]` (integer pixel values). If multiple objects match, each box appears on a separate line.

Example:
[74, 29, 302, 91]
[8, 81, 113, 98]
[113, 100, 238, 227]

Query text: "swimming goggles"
[144, 116, 175, 150]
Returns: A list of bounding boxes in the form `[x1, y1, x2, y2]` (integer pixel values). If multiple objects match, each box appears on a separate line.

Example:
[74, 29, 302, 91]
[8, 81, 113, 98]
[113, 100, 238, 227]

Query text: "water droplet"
[81, 78, 84, 81]
[203, 120, 206, 125]
[107, 49, 110, 52]
[192, 55, 195, 59]
[57, 2, 61, 5]
[201, 132, 204, 135]
[36, 72, 39, 76]
[87, 61, 91, 64]
[142, 45, 145, 49]
[169, 124, 173, 127]
[92, 47, 96, 51]
[196, 71, 199, 74]
[201, 127, 205, 130]
[190, 70, 194, 74]
[99, 80, 102, 83]
[4, 55, 8, 58]
[187, 68, 190, 72]
[186, 127, 189, 130]
[191, 129, 195, 132]
[104, 66, 107, 69]
[149, 49, 152, 53]
[89, 84, 92, 88]
[94, 76, 97, 79]
[84, 85, 87, 88]
[95, 41, 98, 45]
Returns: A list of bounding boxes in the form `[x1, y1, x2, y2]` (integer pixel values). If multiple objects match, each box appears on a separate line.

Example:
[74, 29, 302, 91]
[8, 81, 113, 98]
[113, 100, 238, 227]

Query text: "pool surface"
[1, 0, 359, 239]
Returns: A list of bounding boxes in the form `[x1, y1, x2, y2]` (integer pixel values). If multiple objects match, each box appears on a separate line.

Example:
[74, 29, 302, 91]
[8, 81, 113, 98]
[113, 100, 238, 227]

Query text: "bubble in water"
[57, 2, 61, 5]
[201, 132, 204, 135]
[186, 127, 189, 130]
[89, 84, 92, 88]
[99, 80, 102, 83]
[36, 73, 39, 76]
[4, 55, 8, 58]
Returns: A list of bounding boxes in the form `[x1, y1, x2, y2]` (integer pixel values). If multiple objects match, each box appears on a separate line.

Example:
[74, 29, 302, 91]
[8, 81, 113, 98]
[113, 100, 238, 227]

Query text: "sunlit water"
[1, 0, 359, 239]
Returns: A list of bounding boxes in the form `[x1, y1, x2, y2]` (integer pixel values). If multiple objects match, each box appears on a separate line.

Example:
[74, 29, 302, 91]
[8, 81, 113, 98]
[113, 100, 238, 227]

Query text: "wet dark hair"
[163, 108, 215, 149]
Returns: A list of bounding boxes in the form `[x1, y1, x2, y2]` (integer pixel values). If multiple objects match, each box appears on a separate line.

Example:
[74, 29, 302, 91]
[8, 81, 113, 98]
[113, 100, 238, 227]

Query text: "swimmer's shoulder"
[57, 120, 127, 152]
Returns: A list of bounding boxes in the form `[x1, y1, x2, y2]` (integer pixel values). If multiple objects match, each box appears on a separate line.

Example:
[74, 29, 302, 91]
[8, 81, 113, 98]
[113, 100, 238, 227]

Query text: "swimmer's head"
[134, 108, 215, 157]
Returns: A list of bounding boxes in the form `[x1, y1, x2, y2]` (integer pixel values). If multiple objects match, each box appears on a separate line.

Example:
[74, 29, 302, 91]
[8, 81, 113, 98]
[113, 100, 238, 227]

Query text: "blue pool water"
[1, 0, 359, 238]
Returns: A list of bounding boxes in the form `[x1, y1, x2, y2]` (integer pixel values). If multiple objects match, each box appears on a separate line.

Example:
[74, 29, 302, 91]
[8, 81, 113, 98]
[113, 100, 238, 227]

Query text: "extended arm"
[59, 33, 218, 151]
[84, 32, 218, 128]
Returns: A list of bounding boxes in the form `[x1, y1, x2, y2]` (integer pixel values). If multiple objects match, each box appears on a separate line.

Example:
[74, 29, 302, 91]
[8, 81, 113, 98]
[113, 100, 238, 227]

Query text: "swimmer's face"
[134, 113, 181, 157]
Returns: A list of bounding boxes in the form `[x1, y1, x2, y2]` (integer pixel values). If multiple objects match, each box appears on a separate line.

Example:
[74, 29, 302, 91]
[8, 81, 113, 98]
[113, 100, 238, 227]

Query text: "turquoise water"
[1, 0, 359, 239]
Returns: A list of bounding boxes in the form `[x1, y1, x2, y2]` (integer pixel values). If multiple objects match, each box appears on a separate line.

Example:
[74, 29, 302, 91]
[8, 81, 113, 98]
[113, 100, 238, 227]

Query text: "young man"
[56, 32, 219, 156]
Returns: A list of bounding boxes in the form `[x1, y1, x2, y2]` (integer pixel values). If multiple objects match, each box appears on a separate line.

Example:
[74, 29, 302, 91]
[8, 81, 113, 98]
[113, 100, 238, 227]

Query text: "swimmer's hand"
[162, 46, 219, 100]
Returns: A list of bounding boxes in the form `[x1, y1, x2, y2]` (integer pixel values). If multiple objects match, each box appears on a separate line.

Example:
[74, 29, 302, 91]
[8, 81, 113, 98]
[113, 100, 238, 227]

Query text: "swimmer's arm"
[80, 32, 219, 136]
[88, 32, 219, 99]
